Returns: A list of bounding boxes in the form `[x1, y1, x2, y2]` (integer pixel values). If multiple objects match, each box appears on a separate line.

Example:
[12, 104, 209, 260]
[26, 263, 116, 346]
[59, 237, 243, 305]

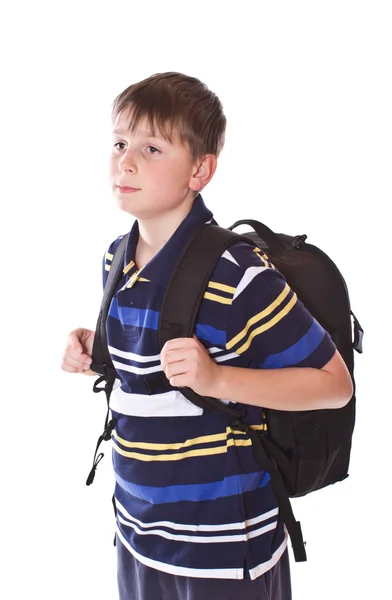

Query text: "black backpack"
[87, 219, 363, 563]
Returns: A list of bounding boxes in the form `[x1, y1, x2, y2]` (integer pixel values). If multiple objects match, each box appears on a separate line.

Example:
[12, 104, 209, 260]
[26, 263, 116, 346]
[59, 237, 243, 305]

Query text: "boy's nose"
[120, 150, 138, 172]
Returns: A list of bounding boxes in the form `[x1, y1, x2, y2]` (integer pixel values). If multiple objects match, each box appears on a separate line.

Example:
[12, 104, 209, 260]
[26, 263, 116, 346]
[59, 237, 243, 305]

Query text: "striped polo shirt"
[102, 193, 336, 580]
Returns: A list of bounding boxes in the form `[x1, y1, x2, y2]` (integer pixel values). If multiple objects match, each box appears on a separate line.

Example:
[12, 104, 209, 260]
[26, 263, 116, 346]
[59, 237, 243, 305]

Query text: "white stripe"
[233, 266, 269, 300]
[222, 250, 240, 266]
[213, 351, 240, 363]
[110, 346, 236, 365]
[117, 514, 277, 543]
[116, 527, 244, 579]
[207, 346, 240, 362]
[116, 500, 279, 533]
[249, 530, 289, 580]
[217, 398, 234, 405]
[109, 387, 203, 417]
[112, 360, 162, 375]
[108, 345, 161, 363]
[207, 346, 222, 354]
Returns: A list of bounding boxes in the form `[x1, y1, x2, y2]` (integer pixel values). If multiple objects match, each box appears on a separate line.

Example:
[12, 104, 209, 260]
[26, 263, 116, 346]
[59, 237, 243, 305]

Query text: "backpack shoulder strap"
[157, 221, 307, 562]
[156, 223, 254, 418]
[158, 223, 252, 346]
[91, 234, 129, 377]
[86, 234, 129, 487]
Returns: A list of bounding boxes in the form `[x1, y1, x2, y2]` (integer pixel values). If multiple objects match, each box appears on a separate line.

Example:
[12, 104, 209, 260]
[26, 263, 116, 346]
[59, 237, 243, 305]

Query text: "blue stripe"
[109, 300, 159, 330]
[109, 299, 226, 344]
[195, 324, 226, 347]
[115, 470, 271, 504]
[260, 319, 325, 368]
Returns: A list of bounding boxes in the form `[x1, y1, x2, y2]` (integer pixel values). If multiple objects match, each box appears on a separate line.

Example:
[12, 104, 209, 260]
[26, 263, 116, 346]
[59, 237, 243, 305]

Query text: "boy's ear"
[189, 154, 218, 192]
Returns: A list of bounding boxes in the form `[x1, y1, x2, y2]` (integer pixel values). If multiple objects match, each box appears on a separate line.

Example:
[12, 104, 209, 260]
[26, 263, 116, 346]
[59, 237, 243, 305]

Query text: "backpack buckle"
[292, 234, 307, 249]
[229, 419, 248, 433]
[102, 419, 116, 441]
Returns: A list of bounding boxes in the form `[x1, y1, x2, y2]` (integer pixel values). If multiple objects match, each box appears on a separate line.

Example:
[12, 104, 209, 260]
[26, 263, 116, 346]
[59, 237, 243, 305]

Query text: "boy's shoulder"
[211, 238, 281, 289]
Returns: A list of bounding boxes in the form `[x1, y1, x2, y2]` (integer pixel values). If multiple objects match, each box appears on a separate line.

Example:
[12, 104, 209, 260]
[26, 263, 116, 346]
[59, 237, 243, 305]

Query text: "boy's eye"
[146, 146, 160, 154]
[113, 143, 160, 154]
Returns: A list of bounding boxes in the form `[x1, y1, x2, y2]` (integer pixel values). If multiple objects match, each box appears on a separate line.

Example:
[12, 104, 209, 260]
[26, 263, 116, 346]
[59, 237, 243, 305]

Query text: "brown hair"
[111, 72, 226, 161]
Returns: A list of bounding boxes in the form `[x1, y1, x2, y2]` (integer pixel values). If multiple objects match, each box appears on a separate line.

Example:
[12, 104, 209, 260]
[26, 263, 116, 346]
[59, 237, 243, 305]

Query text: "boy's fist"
[160, 335, 221, 397]
[61, 328, 96, 375]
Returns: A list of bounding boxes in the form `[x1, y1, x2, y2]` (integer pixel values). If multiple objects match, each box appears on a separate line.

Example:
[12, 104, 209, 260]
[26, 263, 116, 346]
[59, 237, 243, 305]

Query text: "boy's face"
[110, 110, 202, 221]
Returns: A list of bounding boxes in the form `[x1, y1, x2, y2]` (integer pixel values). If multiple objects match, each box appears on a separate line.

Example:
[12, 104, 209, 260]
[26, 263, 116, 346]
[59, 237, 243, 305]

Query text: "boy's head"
[111, 72, 226, 162]
[110, 72, 226, 221]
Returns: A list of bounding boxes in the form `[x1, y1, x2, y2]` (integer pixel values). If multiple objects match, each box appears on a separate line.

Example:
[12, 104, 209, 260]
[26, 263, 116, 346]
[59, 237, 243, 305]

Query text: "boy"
[62, 72, 353, 600]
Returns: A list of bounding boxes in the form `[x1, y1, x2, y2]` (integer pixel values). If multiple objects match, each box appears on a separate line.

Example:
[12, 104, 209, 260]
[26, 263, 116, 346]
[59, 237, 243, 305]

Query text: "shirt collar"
[122, 193, 217, 288]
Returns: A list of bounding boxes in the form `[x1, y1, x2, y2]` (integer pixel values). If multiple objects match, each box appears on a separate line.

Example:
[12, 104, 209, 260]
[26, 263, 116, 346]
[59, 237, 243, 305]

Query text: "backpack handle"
[228, 219, 287, 255]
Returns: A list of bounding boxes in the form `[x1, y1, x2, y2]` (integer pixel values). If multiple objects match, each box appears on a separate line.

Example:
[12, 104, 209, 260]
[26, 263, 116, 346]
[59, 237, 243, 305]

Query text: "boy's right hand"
[61, 328, 96, 376]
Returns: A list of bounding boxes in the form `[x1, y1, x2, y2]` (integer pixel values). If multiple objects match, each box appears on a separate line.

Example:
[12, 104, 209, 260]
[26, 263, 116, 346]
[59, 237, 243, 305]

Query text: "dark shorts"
[116, 537, 292, 600]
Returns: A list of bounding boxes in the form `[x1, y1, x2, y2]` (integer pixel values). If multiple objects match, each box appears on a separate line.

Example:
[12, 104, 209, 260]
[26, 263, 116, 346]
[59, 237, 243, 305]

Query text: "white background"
[1, 1, 391, 598]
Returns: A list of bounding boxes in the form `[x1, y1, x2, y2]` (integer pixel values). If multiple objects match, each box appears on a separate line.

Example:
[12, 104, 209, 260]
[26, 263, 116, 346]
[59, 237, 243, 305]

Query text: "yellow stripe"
[229, 438, 252, 448]
[236, 293, 297, 354]
[113, 426, 250, 451]
[261, 254, 276, 270]
[253, 248, 275, 269]
[105, 264, 111, 272]
[203, 292, 233, 305]
[106, 252, 114, 261]
[252, 424, 268, 431]
[112, 423, 263, 454]
[208, 281, 236, 294]
[253, 248, 269, 261]
[138, 277, 150, 283]
[112, 428, 231, 450]
[227, 283, 291, 349]
[123, 260, 135, 275]
[112, 436, 252, 462]
[257, 254, 269, 268]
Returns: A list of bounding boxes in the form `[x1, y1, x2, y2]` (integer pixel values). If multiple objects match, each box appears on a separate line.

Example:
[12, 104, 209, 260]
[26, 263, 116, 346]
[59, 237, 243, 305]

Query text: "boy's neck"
[135, 196, 195, 269]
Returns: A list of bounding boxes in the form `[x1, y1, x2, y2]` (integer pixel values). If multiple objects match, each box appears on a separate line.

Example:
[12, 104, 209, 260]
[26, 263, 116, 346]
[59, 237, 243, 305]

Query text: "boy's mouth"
[117, 186, 140, 193]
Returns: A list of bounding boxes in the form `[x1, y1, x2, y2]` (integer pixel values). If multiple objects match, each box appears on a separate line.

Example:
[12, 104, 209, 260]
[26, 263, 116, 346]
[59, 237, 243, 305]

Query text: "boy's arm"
[210, 348, 353, 410]
[161, 245, 353, 411]
[160, 338, 352, 411]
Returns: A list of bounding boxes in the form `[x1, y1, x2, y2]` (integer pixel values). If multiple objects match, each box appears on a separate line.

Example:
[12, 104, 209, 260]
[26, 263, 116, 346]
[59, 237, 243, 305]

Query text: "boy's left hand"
[160, 335, 220, 397]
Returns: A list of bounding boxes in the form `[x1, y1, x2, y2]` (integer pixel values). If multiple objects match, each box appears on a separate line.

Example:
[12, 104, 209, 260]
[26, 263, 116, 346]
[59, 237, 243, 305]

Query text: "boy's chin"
[115, 199, 146, 219]
[118, 204, 138, 217]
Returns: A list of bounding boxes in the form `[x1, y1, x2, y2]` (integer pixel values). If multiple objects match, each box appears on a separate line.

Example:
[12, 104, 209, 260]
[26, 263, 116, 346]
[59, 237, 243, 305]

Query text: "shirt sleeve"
[226, 247, 336, 370]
